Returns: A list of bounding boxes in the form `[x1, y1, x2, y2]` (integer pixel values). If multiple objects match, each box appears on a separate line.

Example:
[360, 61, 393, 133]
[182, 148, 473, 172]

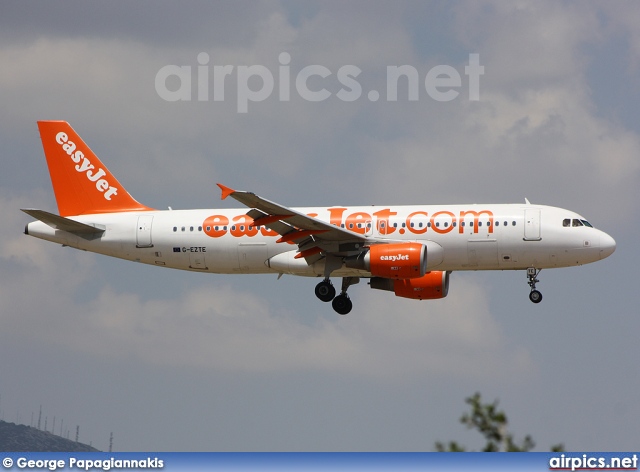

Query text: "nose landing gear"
[527, 268, 543, 303]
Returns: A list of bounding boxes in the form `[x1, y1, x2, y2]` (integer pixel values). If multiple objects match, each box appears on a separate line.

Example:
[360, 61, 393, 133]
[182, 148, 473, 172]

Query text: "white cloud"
[599, 3, 640, 71]
[352, 1, 640, 225]
[454, 1, 599, 88]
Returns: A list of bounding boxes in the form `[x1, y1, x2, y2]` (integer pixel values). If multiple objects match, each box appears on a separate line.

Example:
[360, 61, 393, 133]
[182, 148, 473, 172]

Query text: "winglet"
[217, 183, 235, 200]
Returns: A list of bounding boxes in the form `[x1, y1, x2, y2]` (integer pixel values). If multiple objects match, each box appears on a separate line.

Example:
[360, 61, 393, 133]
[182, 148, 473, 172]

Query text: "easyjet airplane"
[23, 121, 616, 314]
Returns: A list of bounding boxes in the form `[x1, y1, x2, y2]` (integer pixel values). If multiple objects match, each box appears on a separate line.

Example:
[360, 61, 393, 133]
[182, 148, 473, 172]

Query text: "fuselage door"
[467, 239, 498, 267]
[237, 242, 269, 272]
[189, 251, 208, 270]
[136, 214, 154, 248]
[523, 209, 541, 241]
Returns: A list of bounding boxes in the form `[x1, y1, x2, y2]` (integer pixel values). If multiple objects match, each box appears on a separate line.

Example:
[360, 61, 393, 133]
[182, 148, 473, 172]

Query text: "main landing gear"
[315, 279, 335, 302]
[315, 277, 359, 315]
[527, 268, 543, 303]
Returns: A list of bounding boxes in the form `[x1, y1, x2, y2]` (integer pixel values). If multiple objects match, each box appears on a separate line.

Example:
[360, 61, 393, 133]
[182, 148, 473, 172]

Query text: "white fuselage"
[25, 203, 616, 277]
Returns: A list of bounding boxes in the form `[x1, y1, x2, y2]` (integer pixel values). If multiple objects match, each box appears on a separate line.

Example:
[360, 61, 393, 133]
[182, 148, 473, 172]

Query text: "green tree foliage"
[435, 393, 564, 452]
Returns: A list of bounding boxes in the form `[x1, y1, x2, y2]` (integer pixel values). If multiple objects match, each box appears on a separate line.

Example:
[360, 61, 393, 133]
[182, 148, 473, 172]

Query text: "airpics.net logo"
[155, 52, 484, 113]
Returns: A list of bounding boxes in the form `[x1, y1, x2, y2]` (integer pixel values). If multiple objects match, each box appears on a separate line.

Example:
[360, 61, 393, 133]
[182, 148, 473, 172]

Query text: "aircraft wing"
[217, 184, 368, 263]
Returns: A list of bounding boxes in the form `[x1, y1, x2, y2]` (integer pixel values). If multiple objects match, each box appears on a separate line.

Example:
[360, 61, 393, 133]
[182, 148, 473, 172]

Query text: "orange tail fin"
[37, 121, 153, 216]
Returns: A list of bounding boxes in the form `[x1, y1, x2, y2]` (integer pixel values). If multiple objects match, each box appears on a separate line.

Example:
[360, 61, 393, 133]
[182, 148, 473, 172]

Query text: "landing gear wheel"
[526, 268, 543, 304]
[315, 280, 336, 302]
[529, 290, 543, 304]
[332, 294, 352, 315]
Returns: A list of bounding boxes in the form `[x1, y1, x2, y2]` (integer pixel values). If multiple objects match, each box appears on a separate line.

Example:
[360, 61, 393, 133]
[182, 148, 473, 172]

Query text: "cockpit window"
[564, 218, 594, 228]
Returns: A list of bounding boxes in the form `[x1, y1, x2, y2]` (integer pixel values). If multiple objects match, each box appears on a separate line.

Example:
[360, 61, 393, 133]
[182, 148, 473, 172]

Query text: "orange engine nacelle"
[367, 242, 427, 279]
[370, 271, 450, 300]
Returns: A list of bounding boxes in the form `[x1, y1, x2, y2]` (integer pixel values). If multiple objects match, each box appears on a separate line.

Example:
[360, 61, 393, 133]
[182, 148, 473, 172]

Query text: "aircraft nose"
[599, 232, 616, 260]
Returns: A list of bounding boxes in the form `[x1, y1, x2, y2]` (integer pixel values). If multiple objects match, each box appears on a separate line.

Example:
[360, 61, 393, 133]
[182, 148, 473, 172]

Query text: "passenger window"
[173, 227, 177, 232]
[181, 227, 185, 232]
[512, 221, 516, 226]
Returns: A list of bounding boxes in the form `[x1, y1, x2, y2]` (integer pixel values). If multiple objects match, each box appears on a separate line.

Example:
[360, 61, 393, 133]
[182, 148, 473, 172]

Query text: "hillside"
[0, 421, 99, 452]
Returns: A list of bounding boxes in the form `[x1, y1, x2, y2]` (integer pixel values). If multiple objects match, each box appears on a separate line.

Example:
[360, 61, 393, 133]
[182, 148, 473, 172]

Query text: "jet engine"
[369, 271, 450, 300]
[345, 242, 427, 279]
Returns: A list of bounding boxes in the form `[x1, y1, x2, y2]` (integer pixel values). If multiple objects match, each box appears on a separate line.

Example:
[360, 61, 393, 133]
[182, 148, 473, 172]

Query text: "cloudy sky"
[1, 1, 639, 451]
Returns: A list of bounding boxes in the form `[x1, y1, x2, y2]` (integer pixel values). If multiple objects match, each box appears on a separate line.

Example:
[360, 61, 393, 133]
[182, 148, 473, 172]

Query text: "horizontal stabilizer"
[22, 209, 105, 235]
